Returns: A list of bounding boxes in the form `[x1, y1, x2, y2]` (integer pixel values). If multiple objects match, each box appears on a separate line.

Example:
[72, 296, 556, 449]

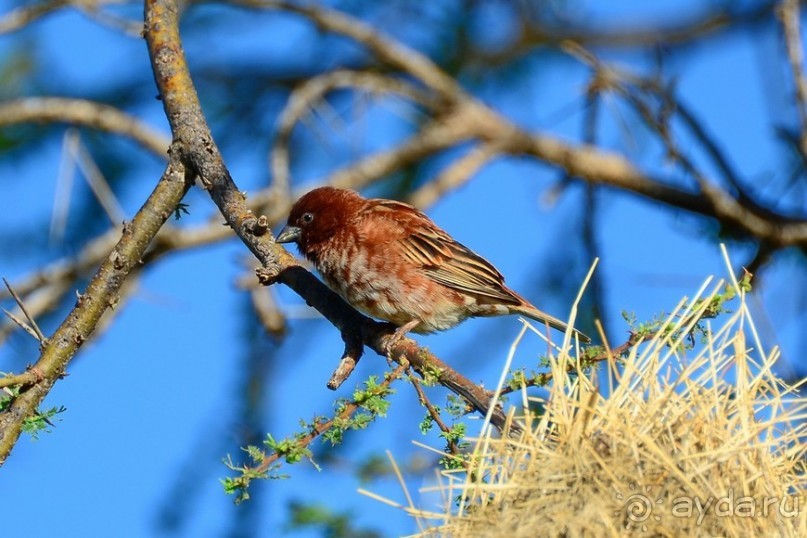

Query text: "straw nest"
[377, 268, 807, 537]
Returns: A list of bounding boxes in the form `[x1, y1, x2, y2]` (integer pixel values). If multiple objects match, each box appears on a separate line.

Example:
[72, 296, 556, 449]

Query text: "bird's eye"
[301, 212, 314, 224]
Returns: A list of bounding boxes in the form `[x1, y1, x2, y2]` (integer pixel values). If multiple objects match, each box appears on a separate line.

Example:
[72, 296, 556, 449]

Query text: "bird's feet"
[383, 319, 420, 358]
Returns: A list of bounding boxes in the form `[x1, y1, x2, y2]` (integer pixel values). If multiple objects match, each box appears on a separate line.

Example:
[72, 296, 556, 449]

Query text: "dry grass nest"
[372, 262, 807, 537]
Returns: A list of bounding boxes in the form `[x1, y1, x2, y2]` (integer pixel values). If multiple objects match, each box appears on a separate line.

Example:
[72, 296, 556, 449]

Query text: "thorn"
[2, 278, 48, 345]
[71, 137, 125, 225]
[2, 308, 40, 343]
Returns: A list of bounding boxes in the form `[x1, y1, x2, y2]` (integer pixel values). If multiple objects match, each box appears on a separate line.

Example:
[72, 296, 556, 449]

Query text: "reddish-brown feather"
[278, 186, 589, 342]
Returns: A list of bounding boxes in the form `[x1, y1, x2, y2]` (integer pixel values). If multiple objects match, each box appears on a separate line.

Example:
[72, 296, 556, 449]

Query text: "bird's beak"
[276, 225, 301, 244]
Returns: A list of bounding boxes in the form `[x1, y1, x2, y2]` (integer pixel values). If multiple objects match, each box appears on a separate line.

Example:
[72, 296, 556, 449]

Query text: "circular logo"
[614, 482, 664, 531]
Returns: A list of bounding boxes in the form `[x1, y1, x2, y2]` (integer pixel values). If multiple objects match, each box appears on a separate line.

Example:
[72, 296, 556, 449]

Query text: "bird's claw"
[256, 266, 281, 285]
[382, 319, 420, 359]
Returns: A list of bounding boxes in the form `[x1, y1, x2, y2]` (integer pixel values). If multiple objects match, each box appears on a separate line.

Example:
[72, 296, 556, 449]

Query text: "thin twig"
[498, 332, 650, 396]
[407, 369, 460, 457]
[498, 279, 731, 396]
[252, 363, 408, 475]
[2, 309, 41, 343]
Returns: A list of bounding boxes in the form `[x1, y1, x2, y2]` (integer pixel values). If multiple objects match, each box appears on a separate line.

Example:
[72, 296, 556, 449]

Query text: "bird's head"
[276, 186, 364, 257]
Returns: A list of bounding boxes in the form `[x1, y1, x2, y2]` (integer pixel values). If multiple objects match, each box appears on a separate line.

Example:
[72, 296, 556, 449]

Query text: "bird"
[276, 186, 590, 346]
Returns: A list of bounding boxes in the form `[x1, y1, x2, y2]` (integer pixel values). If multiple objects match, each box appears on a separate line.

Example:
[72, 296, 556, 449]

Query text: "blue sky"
[0, 1, 804, 536]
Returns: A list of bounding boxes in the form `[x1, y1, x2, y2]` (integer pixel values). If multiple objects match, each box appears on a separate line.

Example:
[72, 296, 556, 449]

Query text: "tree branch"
[144, 0, 515, 433]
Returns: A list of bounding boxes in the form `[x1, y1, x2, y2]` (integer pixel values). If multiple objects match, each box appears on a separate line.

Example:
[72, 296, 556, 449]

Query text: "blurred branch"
[0, 0, 142, 36]
[326, 109, 475, 190]
[272, 69, 435, 198]
[673, 99, 757, 205]
[407, 142, 502, 208]
[563, 43, 807, 266]
[0, 98, 170, 157]
[579, 87, 606, 336]
[0, 0, 69, 34]
[76, 0, 144, 36]
[0, 196, 269, 345]
[249, 286, 287, 338]
[458, 101, 807, 246]
[778, 0, 807, 157]
[239, 0, 463, 102]
[473, 1, 780, 65]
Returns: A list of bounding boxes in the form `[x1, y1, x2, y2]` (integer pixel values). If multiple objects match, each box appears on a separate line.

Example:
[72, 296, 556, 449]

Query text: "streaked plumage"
[277, 186, 590, 343]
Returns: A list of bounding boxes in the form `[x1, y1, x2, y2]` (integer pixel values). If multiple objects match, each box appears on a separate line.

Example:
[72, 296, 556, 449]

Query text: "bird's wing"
[370, 200, 521, 305]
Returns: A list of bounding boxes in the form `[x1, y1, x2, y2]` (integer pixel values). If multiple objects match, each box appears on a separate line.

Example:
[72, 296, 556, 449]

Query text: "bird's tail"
[511, 304, 591, 343]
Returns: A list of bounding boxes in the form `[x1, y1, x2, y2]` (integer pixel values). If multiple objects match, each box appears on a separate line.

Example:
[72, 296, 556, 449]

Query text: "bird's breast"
[313, 242, 471, 332]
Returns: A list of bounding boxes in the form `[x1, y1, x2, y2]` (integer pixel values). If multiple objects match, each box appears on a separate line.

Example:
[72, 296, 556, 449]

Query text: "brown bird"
[277, 187, 590, 344]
